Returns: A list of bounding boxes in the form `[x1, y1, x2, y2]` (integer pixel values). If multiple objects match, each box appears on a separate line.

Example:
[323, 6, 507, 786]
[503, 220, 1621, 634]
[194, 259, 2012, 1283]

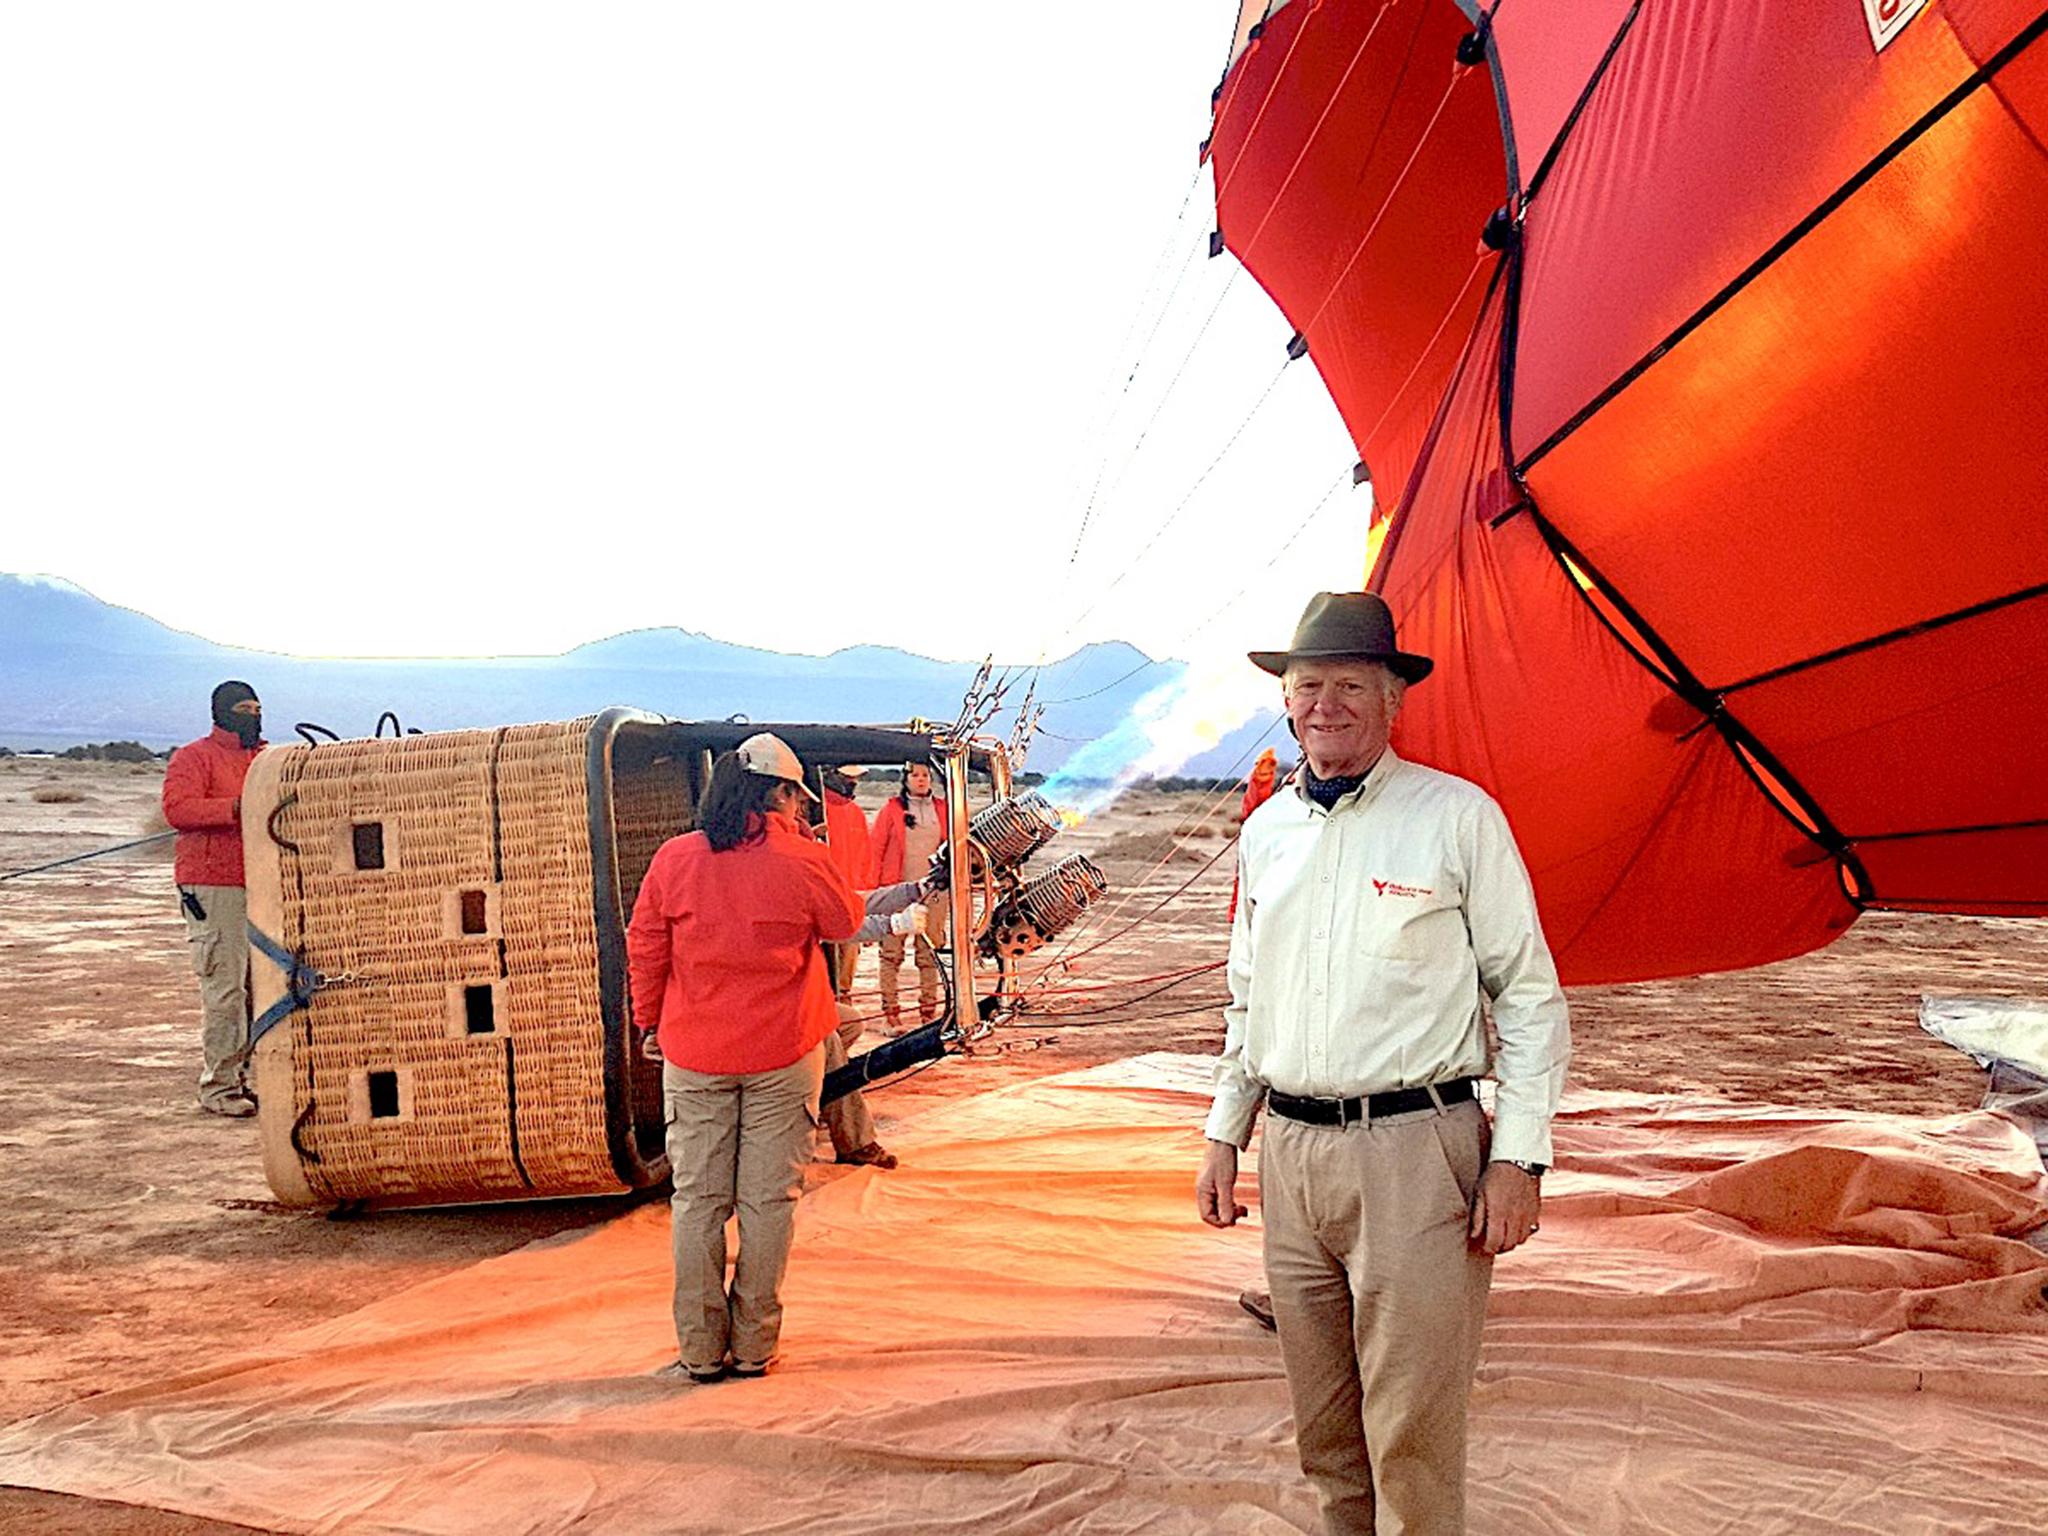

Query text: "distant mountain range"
[0, 574, 1282, 778]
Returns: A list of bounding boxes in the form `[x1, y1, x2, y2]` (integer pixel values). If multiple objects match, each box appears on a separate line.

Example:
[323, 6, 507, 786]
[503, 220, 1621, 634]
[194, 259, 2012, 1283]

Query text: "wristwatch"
[1496, 1158, 1547, 1178]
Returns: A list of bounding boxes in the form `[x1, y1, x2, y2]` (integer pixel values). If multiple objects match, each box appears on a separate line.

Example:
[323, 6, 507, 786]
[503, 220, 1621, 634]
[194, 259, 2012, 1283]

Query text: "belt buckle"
[1337, 1095, 1357, 1128]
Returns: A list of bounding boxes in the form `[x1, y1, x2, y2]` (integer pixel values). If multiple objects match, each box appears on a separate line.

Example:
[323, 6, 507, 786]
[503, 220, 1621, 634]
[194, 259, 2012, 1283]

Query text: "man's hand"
[1468, 1161, 1542, 1254]
[888, 904, 927, 937]
[1196, 1140, 1249, 1228]
[639, 1030, 664, 1065]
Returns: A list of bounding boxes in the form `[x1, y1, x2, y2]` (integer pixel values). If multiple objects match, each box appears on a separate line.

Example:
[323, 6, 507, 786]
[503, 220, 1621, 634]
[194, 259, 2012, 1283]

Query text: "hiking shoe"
[200, 1094, 258, 1119]
[1238, 1288, 1277, 1332]
[728, 1359, 771, 1379]
[836, 1142, 898, 1170]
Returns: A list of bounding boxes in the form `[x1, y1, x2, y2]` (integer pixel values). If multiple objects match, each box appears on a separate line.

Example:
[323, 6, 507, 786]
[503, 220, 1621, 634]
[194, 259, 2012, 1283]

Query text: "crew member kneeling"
[627, 734, 863, 1383]
[1197, 592, 1570, 1536]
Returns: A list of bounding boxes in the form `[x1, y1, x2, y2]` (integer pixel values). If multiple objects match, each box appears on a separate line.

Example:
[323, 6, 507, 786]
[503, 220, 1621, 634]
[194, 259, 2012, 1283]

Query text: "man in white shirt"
[1196, 591, 1570, 1536]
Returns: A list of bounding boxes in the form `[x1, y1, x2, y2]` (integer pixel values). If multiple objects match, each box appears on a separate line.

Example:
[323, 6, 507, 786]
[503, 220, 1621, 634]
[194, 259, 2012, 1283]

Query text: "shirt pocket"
[1351, 868, 1463, 963]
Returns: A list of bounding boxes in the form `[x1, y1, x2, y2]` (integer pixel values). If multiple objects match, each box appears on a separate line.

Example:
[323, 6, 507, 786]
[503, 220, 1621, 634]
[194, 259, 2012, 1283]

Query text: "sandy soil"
[2, 756, 2044, 1532]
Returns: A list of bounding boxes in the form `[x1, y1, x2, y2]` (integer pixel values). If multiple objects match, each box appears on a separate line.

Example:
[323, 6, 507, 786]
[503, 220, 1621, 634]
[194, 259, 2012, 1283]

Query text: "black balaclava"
[211, 680, 262, 749]
[822, 768, 858, 800]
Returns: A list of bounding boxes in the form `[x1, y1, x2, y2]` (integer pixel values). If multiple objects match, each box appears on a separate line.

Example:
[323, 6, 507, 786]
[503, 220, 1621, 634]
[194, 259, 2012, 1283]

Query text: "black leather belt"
[1267, 1076, 1476, 1127]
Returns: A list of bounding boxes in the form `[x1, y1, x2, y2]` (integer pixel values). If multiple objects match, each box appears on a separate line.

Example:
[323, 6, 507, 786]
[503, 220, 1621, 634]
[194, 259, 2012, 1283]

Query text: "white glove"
[888, 904, 928, 937]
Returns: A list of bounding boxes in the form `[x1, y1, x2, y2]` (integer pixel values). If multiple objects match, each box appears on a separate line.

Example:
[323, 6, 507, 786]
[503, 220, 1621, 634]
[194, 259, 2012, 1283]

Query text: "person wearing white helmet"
[627, 732, 863, 1383]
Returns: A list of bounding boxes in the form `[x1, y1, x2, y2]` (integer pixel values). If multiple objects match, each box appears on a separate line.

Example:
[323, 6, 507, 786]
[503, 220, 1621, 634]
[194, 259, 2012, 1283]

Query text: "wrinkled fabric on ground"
[3, 1055, 2046, 1534]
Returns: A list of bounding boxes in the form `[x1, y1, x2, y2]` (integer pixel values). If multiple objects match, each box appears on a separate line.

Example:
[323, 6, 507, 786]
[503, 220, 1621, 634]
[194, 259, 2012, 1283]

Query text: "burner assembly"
[925, 791, 1108, 967]
[982, 854, 1111, 961]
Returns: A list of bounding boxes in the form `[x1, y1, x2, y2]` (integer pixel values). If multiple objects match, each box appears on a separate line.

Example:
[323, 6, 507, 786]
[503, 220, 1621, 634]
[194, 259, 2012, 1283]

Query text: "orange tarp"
[3, 1055, 2047, 1533]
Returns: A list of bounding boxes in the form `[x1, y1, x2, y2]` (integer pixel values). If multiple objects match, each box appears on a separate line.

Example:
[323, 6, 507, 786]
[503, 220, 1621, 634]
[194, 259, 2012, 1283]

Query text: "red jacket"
[871, 794, 949, 886]
[821, 790, 875, 890]
[625, 811, 863, 1075]
[1228, 750, 1283, 921]
[163, 726, 262, 887]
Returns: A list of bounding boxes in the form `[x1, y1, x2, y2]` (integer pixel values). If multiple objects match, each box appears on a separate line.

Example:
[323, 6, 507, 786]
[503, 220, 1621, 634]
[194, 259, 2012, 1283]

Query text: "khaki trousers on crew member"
[662, 1045, 825, 1371]
[830, 940, 858, 1000]
[179, 884, 251, 1107]
[878, 901, 947, 1024]
[819, 1006, 875, 1156]
[1260, 1097, 1493, 1536]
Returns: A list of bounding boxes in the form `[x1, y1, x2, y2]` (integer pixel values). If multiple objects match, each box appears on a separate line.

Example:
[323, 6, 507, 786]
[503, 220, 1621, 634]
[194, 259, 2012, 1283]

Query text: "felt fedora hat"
[1248, 591, 1434, 683]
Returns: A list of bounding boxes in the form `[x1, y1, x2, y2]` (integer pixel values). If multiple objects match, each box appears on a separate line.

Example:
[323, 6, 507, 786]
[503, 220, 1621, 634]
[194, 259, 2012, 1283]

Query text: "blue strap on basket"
[247, 922, 327, 1046]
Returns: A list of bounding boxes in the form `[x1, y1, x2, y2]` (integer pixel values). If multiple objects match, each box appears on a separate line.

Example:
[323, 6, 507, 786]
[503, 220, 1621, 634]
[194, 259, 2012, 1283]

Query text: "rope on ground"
[0, 829, 177, 883]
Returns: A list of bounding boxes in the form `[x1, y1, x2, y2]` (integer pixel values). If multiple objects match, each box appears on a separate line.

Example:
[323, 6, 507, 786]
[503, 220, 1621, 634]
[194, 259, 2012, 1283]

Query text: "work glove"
[888, 904, 928, 938]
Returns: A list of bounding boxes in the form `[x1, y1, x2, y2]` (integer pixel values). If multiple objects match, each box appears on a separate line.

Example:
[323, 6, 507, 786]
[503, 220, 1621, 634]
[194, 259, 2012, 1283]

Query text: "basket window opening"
[463, 985, 496, 1035]
[458, 889, 489, 934]
[367, 1070, 401, 1119]
[351, 822, 385, 871]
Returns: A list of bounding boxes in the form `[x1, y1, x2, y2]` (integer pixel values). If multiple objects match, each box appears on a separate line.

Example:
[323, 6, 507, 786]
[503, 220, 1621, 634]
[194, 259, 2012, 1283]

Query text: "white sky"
[2, 3, 1366, 664]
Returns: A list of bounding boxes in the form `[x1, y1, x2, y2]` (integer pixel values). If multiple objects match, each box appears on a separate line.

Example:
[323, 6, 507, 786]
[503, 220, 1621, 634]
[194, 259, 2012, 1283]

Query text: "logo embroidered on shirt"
[1371, 879, 1434, 899]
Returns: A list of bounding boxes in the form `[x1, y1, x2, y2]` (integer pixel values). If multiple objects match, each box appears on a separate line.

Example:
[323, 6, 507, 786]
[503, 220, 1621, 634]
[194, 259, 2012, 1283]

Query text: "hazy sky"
[3, 3, 1366, 665]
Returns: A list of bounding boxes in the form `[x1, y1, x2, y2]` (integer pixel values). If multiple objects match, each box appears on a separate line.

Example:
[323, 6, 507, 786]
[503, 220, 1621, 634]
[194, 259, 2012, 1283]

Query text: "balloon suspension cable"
[1051, 357, 1292, 652]
[949, 659, 1012, 745]
[1005, 678, 1044, 775]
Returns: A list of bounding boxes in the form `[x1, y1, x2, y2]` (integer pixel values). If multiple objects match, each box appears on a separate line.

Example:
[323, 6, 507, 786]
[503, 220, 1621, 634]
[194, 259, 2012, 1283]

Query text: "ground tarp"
[4, 1054, 2048, 1534]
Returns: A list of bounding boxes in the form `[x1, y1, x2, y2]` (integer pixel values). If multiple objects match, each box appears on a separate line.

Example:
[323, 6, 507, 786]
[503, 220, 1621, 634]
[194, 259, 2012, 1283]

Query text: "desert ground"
[2, 753, 2044, 1533]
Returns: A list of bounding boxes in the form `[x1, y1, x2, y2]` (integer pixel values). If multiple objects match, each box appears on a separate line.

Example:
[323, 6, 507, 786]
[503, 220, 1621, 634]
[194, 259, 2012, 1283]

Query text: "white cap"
[736, 732, 821, 803]
[837, 763, 867, 778]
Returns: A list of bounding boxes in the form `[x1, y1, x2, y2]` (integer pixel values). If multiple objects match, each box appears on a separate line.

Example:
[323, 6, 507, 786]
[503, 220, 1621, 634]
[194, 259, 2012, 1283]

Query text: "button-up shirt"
[1205, 748, 1570, 1165]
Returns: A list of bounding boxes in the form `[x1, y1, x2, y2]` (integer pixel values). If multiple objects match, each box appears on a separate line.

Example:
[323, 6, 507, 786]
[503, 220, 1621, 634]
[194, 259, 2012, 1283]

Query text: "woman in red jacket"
[626, 733, 863, 1383]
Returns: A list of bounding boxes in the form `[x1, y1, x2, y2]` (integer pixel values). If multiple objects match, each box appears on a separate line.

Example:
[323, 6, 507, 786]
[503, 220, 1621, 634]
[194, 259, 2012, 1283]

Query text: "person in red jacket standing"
[869, 761, 949, 1030]
[1228, 748, 1283, 923]
[161, 681, 265, 1118]
[818, 764, 875, 1001]
[626, 733, 863, 1382]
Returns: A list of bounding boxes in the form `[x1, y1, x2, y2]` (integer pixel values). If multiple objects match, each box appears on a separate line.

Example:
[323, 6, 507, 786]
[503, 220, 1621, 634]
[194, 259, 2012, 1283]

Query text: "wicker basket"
[244, 709, 679, 1208]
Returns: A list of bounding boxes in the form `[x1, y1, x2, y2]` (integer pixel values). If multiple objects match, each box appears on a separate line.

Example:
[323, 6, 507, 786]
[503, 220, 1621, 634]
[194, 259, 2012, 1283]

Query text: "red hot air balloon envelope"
[1208, 0, 2048, 985]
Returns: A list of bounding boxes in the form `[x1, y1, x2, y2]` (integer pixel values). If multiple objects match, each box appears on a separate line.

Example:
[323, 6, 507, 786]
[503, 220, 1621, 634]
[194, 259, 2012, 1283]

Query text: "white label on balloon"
[1863, 0, 1929, 51]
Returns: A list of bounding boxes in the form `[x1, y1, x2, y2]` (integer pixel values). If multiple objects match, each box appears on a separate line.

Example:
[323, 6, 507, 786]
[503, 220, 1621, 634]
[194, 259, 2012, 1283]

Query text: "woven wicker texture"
[258, 719, 629, 1206]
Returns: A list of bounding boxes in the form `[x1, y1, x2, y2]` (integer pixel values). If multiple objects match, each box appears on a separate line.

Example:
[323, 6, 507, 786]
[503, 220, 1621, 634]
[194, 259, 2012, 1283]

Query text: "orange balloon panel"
[1523, 84, 2048, 687]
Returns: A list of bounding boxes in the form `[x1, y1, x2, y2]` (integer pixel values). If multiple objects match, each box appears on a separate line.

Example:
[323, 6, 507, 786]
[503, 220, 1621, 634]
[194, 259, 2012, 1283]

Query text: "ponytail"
[698, 752, 782, 852]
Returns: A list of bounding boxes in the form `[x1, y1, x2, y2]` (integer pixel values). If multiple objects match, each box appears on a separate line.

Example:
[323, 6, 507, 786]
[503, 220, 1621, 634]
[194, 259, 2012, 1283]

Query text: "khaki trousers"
[662, 1045, 825, 1371]
[178, 884, 250, 1107]
[877, 901, 947, 1024]
[819, 1006, 875, 1156]
[1260, 1097, 1493, 1536]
